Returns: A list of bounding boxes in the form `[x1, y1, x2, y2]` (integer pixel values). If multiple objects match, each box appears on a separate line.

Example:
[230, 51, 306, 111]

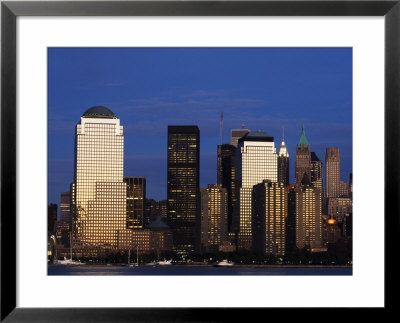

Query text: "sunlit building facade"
[72, 106, 127, 248]
[235, 131, 278, 250]
[124, 177, 146, 229]
[200, 185, 228, 253]
[252, 180, 286, 256]
[167, 125, 200, 255]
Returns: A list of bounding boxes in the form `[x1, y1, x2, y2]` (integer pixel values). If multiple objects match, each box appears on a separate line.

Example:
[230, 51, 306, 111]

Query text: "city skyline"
[48, 47, 352, 207]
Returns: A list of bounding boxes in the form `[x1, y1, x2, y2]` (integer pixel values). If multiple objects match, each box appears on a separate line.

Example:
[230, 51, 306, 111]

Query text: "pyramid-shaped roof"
[297, 125, 309, 148]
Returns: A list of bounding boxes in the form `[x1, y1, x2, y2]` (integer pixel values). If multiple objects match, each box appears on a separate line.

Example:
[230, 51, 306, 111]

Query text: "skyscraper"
[231, 128, 250, 148]
[278, 139, 289, 187]
[217, 143, 236, 232]
[325, 147, 340, 198]
[167, 125, 200, 255]
[252, 180, 286, 256]
[200, 184, 228, 253]
[48, 203, 57, 234]
[60, 191, 71, 225]
[295, 126, 311, 185]
[72, 106, 127, 248]
[295, 174, 323, 250]
[311, 152, 323, 190]
[234, 131, 278, 250]
[124, 177, 146, 229]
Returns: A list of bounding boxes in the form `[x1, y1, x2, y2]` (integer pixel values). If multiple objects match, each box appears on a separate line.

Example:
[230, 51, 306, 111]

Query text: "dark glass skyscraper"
[124, 177, 146, 229]
[167, 126, 200, 255]
[217, 143, 236, 232]
[311, 152, 323, 190]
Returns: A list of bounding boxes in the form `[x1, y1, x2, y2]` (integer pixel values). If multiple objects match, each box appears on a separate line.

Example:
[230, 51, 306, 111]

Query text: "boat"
[55, 257, 84, 266]
[54, 233, 84, 265]
[157, 259, 172, 266]
[147, 259, 173, 266]
[128, 246, 140, 267]
[215, 259, 234, 267]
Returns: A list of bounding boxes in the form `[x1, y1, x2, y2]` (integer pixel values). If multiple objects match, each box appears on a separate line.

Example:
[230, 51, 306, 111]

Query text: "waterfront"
[48, 265, 352, 276]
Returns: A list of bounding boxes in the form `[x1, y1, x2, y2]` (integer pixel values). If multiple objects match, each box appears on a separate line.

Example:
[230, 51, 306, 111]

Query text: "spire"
[297, 125, 309, 148]
[279, 137, 289, 157]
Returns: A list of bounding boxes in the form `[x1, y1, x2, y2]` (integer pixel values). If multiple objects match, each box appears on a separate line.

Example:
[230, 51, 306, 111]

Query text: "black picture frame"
[1, 0, 398, 321]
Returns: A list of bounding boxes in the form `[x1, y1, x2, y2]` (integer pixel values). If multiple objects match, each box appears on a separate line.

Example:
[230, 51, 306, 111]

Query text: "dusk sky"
[48, 47, 352, 209]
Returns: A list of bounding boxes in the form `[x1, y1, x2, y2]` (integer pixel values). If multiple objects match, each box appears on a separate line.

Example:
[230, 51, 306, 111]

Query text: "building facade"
[234, 131, 278, 250]
[311, 152, 323, 190]
[217, 143, 236, 232]
[200, 185, 228, 253]
[230, 128, 250, 148]
[325, 147, 340, 198]
[72, 106, 127, 248]
[60, 191, 71, 225]
[167, 125, 200, 255]
[252, 180, 286, 256]
[295, 175, 323, 251]
[124, 177, 146, 229]
[48, 203, 57, 234]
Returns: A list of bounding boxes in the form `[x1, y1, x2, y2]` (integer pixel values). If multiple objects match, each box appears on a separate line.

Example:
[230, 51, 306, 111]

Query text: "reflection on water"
[48, 265, 352, 276]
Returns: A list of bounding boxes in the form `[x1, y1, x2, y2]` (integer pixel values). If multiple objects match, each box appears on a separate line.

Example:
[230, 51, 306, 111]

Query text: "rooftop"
[82, 106, 116, 119]
[238, 131, 274, 143]
[297, 125, 309, 148]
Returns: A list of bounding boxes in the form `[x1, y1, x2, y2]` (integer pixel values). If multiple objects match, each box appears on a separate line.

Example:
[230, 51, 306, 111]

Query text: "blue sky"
[48, 47, 352, 206]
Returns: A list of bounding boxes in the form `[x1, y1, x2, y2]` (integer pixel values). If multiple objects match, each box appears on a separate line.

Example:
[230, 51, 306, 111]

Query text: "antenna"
[219, 111, 223, 146]
[282, 126, 285, 141]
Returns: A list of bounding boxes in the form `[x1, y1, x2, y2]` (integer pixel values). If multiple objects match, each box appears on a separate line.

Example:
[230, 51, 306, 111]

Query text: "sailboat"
[54, 232, 84, 265]
[129, 246, 139, 267]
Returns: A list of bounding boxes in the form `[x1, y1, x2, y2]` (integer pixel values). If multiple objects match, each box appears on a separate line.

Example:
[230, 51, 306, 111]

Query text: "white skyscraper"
[234, 131, 278, 249]
[72, 106, 127, 248]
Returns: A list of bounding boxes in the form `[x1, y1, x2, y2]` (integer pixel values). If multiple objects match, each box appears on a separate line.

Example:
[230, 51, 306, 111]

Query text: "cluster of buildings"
[48, 106, 352, 260]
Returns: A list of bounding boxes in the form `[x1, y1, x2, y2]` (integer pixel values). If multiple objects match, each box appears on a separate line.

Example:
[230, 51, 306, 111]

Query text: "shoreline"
[48, 263, 352, 269]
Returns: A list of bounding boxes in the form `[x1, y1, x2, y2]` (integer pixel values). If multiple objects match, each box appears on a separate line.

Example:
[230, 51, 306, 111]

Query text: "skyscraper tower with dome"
[71, 106, 127, 248]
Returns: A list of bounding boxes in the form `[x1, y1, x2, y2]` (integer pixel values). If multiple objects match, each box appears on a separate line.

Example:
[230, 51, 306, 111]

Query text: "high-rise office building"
[234, 131, 278, 250]
[231, 128, 250, 148]
[60, 191, 71, 225]
[295, 126, 311, 185]
[167, 125, 200, 255]
[285, 184, 297, 253]
[252, 180, 286, 256]
[48, 203, 57, 234]
[278, 139, 289, 187]
[124, 177, 146, 229]
[72, 106, 127, 248]
[200, 184, 228, 253]
[217, 143, 236, 232]
[325, 147, 340, 198]
[311, 152, 323, 190]
[295, 174, 323, 250]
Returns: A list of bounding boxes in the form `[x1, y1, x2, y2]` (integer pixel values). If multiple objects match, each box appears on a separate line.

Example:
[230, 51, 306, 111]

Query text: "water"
[48, 265, 352, 276]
